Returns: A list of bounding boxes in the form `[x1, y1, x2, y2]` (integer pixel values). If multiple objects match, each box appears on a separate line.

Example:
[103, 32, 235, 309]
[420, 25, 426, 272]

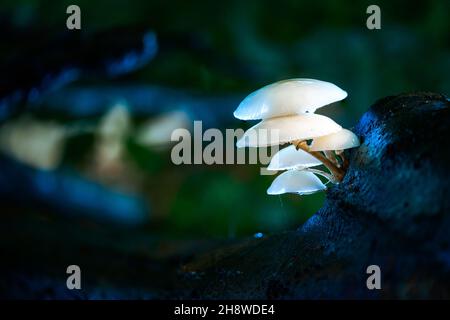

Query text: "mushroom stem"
[303, 167, 336, 184]
[340, 153, 349, 171]
[293, 140, 345, 182]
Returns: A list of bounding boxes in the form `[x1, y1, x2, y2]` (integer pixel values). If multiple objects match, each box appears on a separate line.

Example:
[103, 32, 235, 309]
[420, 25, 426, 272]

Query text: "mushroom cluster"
[234, 79, 360, 196]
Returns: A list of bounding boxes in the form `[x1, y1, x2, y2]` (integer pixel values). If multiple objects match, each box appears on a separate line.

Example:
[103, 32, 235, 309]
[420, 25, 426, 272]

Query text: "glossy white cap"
[234, 79, 347, 120]
[310, 128, 360, 151]
[267, 145, 322, 171]
[236, 114, 341, 148]
[267, 170, 326, 195]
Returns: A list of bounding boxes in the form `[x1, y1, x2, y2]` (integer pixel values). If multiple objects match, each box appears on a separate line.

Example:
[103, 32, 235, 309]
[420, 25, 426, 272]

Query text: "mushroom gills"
[268, 145, 322, 171]
[236, 114, 342, 148]
[309, 128, 360, 151]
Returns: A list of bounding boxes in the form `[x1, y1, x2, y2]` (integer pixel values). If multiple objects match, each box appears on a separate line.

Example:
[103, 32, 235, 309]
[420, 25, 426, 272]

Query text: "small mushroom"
[267, 145, 322, 171]
[309, 128, 360, 151]
[266, 170, 326, 195]
[236, 114, 342, 148]
[233, 78, 360, 195]
[233, 79, 347, 120]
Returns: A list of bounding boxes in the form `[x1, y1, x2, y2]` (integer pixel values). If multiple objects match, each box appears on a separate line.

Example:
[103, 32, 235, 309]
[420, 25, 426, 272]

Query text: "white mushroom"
[233, 79, 347, 120]
[266, 170, 326, 195]
[309, 128, 360, 151]
[267, 145, 322, 171]
[236, 114, 341, 148]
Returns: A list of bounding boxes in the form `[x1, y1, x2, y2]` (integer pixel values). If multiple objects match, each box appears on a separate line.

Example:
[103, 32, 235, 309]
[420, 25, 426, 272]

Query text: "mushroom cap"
[236, 114, 342, 148]
[267, 145, 322, 171]
[233, 78, 347, 120]
[309, 128, 360, 151]
[267, 170, 326, 195]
